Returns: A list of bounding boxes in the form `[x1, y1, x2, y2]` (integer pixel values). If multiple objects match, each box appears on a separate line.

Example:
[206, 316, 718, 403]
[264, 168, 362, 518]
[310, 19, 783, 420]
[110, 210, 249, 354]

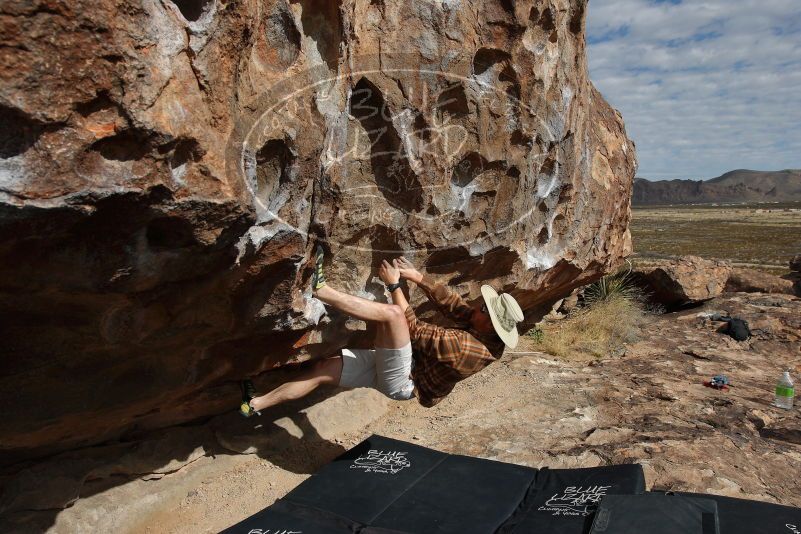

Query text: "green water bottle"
[775, 370, 794, 410]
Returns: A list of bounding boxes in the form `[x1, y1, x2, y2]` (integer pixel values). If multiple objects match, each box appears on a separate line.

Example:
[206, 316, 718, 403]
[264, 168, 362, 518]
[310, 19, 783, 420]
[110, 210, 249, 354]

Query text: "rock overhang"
[0, 0, 636, 462]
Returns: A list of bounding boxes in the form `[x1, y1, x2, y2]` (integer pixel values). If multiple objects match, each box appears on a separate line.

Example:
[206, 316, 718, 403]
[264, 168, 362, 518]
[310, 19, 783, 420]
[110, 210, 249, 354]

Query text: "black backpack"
[722, 318, 751, 341]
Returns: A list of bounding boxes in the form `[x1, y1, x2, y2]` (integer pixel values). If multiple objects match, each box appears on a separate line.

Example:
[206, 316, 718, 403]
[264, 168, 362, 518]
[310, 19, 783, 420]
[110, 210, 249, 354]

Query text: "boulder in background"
[634, 256, 731, 307]
[725, 267, 796, 295]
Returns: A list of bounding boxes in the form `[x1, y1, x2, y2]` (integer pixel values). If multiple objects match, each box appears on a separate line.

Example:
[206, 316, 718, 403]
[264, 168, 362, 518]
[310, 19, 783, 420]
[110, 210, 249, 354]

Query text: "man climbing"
[239, 246, 525, 415]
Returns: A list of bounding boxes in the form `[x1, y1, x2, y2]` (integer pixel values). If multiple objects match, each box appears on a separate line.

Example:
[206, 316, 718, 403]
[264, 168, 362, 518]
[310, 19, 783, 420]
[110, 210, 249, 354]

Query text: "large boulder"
[0, 0, 635, 462]
[634, 256, 731, 307]
[725, 267, 796, 295]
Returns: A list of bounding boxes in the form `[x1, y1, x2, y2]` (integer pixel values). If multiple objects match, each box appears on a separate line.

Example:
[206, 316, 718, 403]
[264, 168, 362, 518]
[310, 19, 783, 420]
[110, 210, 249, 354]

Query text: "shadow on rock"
[0, 385, 386, 532]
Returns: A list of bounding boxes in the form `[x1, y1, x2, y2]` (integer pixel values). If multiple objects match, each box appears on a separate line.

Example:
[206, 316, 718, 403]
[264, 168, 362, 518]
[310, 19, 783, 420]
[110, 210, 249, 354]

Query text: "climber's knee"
[383, 304, 405, 323]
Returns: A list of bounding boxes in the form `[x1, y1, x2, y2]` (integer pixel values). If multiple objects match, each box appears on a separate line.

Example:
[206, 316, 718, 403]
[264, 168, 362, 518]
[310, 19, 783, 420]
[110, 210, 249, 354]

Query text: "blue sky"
[586, 0, 801, 180]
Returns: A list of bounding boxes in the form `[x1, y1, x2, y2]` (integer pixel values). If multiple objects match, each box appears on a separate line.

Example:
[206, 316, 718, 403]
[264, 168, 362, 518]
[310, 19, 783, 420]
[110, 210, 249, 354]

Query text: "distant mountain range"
[632, 169, 801, 206]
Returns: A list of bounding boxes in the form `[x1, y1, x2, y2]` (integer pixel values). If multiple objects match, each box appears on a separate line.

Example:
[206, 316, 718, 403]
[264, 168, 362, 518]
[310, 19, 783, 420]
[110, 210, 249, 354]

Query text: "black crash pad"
[282, 434, 448, 525]
[676, 492, 801, 534]
[497, 464, 647, 533]
[588, 493, 719, 533]
[222, 435, 650, 534]
[218, 502, 353, 534]
[366, 454, 536, 534]
[223, 435, 801, 534]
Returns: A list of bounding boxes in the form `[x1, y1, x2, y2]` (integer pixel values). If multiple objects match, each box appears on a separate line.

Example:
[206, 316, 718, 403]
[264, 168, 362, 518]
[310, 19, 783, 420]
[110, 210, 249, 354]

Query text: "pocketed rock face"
[0, 0, 635, 462]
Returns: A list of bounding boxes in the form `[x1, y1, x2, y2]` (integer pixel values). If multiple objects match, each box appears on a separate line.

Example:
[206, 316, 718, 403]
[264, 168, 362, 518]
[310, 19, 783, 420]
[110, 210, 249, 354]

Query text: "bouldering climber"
[239, 247, 524, 415]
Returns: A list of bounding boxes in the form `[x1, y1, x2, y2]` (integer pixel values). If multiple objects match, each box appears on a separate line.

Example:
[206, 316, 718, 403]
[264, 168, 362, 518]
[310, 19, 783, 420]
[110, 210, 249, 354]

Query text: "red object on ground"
[703, 380, 731, 391]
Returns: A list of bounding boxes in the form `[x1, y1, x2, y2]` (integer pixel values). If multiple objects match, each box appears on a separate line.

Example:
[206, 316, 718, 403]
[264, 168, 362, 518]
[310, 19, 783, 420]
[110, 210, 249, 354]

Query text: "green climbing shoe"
[311, 244, 327, 292]
[239, 401, 259, 417]
[239, 379, 261, 417]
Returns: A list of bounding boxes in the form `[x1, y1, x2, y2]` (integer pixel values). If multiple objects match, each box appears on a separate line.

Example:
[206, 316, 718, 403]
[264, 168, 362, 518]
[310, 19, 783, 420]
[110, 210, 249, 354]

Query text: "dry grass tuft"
[527, 295, 648, 360]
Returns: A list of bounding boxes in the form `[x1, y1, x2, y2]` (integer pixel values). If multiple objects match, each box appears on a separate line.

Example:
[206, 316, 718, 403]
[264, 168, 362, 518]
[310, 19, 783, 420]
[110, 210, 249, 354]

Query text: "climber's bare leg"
[316, 285, 410, 347]
[249, 356, 343, 412]
[375, 319, 410, 349]
[315, 285, 408, 326]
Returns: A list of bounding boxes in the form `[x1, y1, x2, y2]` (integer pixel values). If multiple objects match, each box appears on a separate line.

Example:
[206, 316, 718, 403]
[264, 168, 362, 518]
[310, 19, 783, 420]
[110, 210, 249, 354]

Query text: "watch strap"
[386, 281, 403, 292]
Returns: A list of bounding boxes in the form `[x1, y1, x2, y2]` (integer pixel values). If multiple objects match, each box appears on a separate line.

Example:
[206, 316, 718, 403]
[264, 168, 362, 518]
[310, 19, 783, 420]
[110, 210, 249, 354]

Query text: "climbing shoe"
[311, 244, 327, 292]
[239, 379, 261, 418]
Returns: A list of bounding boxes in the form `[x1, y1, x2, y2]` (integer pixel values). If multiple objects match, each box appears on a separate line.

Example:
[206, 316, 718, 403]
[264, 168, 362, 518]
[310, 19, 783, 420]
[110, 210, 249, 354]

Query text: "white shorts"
[339, 343, 415, 401]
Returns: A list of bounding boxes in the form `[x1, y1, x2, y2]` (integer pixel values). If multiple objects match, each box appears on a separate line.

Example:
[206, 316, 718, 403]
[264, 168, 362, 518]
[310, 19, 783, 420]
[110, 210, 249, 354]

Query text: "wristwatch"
[386, 281, 403, 292]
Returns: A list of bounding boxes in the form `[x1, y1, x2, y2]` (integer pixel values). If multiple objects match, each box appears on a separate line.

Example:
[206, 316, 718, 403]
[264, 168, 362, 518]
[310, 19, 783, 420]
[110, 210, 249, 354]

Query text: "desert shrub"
[526, 293, 648, 360]
[527, 327, 544, 343]
[583, 262, 643, 304]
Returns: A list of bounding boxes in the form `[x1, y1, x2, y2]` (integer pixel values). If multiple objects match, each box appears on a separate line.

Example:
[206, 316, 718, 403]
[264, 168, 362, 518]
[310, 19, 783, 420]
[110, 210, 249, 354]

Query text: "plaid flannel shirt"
[405, 275, 506, 407]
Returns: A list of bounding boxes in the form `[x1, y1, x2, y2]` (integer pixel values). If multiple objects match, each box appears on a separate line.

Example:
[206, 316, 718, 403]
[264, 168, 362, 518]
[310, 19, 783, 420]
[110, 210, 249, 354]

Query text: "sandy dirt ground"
[2, 293, 800, 533]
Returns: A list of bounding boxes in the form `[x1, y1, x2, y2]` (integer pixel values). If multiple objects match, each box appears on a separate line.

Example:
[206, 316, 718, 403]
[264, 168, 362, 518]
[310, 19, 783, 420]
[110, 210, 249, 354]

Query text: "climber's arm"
[394, 257, 473, 325]
[389, 285, 410, 311]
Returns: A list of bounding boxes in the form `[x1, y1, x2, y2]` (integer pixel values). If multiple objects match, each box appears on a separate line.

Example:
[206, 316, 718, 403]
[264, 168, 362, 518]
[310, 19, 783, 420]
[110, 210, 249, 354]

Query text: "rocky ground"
[1, 291, 799, 533]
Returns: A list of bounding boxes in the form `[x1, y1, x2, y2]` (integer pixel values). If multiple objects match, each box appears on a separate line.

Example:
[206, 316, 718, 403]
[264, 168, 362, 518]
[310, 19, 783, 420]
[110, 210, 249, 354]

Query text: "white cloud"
[587, 0, 801, 179]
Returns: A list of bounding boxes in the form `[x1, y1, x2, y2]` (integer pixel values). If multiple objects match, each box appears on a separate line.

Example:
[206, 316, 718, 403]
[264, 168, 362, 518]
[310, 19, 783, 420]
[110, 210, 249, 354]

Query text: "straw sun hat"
[480, 285, 525, 349]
